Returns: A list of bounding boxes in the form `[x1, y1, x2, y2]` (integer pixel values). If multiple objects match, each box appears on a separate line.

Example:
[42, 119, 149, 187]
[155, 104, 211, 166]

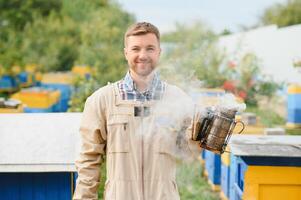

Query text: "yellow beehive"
[286, 123, 301, 129]
[221, 150, 231, 166]
[25, 64, 37, 73]
[243, 166, 301, 200]
[11, 88, 60, 109]
[35, 72, 43, 82]
[72, 65, 92, 78]
[196, 88, 225, 107]
[41, 72, 74, 85]
[220, 192, 228, 200]
[288, 84, 301, 94]
[11, 65, 22, 75]
[0, 104, 24, 113]
[220, 148, 231, 200]
[0, 66, 4, 76]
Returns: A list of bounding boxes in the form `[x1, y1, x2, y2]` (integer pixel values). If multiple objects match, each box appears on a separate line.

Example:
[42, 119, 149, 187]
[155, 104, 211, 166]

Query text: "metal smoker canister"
[199, 108, 244, 154]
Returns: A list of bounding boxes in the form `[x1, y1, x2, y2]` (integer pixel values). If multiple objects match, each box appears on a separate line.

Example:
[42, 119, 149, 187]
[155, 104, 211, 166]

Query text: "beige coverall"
[73, 82, 202, 200]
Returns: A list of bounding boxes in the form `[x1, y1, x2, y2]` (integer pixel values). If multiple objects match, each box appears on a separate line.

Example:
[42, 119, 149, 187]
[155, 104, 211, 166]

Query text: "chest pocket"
[158, 132, 177, 157]
[107, 114, 130, 153]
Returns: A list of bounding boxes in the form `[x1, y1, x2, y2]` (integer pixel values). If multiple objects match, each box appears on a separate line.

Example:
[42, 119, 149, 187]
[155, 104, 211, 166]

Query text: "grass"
[246, 105, 301, 135]
[245, 105, 286, 127]
[97, 160, 219, 200]
[0, 92, 9, 99]
[286, 127, 301, 135]
[98, 163, 106, 199]
[177, 160, 219, 200]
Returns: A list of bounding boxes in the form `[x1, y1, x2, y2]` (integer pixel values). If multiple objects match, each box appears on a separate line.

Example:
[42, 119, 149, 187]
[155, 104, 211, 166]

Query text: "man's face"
[124, 33, 161, 77]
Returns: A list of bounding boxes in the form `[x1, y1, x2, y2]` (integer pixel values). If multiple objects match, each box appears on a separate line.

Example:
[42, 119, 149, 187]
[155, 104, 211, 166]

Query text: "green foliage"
[161, 23, 280, 107]
[21, 14, 80, 72]
[0, 0, 61, 70]
[0, 30, 24, 70]
[97, 163, 107, 200]
[177, 161, 219, 200]
[0, 0, 61, 30]
[76, 4, 134, 86]
[286, 128, 301, 135]
[68, 77, 101, 112]
[222, 53, 281, 106]
[0, 0, 134, 110]
[260, 0, 301, 27]
[0, 0, 134, 73]
[246, 105, 286, 127]
[161, 22, 226, 88]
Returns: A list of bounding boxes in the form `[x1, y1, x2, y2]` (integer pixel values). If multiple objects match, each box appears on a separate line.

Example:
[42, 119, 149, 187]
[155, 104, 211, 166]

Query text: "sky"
[115, 0, 287, 33]
[115, 0, 300, 84]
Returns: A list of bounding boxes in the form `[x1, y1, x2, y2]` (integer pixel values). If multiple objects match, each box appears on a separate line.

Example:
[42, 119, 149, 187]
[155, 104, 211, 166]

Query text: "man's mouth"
[136, 62, 149, 65]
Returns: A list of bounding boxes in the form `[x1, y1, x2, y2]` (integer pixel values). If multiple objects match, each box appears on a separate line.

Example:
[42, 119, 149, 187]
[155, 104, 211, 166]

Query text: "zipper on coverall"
[141, 103, 145, 200]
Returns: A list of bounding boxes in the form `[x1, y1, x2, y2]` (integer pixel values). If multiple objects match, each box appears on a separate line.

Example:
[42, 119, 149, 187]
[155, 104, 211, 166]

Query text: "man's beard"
[133, 63, 155, 77]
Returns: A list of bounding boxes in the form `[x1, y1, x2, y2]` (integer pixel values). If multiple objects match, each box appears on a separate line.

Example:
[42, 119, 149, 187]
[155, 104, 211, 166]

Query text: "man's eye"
[131, 48, 139, 52]
[147, 48, 155, 51]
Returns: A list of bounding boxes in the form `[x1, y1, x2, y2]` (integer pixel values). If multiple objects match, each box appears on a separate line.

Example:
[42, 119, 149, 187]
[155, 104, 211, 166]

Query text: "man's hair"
[124, 22, 160, 46]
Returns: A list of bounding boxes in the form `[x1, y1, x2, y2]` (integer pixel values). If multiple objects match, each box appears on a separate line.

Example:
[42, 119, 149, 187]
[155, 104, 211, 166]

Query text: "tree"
[0, 0, 135, 111]
[76, 3, 134, 86]
[0, 0, 61, 31]
[260, 0, 301, 27]
[0, 0, 134, 73]
[161, 22, 226, 88]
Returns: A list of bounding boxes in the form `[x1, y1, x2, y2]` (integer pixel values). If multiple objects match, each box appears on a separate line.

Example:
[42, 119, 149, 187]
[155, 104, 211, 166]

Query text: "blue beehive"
[0, 113, 81, 200]
[287, 94, 301, 123]
[287, 84, 301, 126]
[221, 163, 230, 199]
[229, 154, 247, 200]
[0, 75, 18, 92]
[204, 150, 221, 191]
[220, 151, 231, 200]
[0, 172, 76, 199]
[41, 83, 73, 112]
[23, 106, 54, 113]
[16, 72, 36, 87]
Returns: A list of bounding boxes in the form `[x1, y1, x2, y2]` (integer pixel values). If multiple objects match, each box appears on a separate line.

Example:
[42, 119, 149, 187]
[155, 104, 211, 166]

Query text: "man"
[73, 22, 202, 200]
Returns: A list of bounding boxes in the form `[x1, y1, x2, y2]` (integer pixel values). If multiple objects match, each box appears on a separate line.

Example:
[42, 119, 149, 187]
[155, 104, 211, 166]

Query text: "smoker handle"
[222, 120, 245, 154]
[235, 121, 245, 134]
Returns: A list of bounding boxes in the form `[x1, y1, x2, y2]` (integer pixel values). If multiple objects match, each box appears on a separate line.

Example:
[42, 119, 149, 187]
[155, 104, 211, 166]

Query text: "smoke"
[132, 62, 245, 196]
[218, 93, 246, 112]
[138, 64, 246, 163]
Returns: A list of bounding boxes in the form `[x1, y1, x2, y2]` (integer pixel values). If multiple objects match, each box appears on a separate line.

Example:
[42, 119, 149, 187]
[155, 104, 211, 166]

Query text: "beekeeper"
[73, 22, 202, 200]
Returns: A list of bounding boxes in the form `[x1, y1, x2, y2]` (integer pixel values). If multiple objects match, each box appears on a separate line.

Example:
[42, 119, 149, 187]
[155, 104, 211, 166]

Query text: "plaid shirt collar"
[118, 71, 165, 101]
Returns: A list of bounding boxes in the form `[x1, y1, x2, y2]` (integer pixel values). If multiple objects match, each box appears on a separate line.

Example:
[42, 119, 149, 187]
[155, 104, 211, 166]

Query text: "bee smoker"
[192, 107, 244, 154]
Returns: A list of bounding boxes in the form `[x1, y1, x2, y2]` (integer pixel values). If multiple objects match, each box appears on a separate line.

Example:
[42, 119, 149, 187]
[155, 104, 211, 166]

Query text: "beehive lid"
[0, 113, 82, 172]
[229, 135, 301, 157]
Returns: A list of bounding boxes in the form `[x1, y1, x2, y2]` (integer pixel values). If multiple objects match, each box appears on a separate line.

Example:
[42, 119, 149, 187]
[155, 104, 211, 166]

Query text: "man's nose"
[138, 49, 148, 60]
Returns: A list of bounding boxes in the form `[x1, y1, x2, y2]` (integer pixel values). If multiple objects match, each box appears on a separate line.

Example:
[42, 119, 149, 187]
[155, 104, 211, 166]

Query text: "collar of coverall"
[123, 70, 161, 95]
